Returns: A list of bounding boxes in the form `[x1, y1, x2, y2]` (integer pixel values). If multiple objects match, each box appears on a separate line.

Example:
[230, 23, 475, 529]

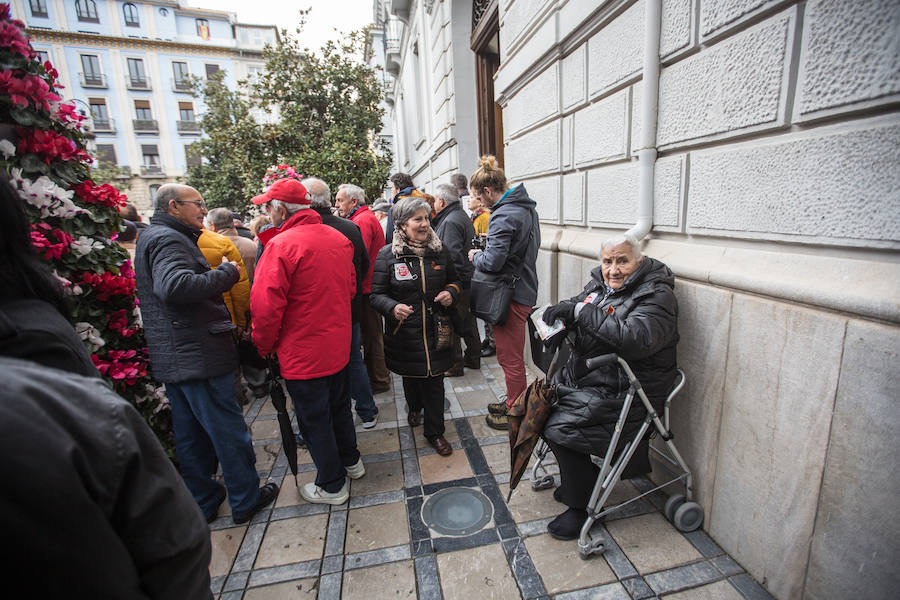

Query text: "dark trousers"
[402, 375, 445, 441]
[544, 438, 599, 510]
[451, 288, 481, 369]
[360, 296, 391, 390]
[285, 366, 360, 493]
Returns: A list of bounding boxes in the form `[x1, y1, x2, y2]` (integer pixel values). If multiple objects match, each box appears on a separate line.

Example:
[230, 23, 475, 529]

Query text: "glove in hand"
[543, 302, 575, 325]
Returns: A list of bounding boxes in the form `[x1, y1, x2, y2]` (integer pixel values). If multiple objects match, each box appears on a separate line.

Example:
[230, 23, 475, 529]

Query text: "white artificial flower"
[70, 235, 104, 257]
[12, 169, 84, 219]
[0, 139, 15, 158]
[74, 322, 105, 352]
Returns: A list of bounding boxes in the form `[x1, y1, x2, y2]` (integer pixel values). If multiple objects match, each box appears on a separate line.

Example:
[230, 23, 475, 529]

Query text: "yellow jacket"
[473, 210, 490, 236]
[198, 230, 251, 327]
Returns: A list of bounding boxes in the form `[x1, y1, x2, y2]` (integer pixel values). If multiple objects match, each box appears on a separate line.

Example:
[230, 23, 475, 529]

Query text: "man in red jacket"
[336, 183, 391, 393]
[250, 178, 363, 505]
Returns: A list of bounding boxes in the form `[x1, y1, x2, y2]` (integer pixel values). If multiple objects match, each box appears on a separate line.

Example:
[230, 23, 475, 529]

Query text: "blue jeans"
[285, 366, 360, 493]
[350, 322, 378, 421]
[166, 372, 260, 519]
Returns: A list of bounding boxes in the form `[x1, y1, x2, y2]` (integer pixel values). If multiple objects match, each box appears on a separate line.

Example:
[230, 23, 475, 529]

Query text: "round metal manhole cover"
[421, 487, 493, 536]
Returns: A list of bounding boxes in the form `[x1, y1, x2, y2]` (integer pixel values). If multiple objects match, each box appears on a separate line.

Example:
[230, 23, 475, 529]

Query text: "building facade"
[10, 0, 277, 214]
[377, 1, 900, 599]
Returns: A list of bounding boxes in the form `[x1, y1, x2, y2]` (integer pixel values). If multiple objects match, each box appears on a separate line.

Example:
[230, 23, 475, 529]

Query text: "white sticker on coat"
[583, 292, 598, 304]
[394, 263, 415, 280]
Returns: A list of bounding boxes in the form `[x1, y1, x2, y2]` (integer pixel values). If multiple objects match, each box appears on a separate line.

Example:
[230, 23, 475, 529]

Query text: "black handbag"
[469, 209, 536, 326]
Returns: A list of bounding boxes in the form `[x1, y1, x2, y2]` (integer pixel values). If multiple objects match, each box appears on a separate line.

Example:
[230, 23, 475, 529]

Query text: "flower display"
[29, 222, 73, 260]
[1, 5, 175, 459]
[262, 163, 303, 187]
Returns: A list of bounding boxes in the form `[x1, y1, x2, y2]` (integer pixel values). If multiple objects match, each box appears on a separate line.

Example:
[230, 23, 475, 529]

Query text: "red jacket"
[251, 209, 355, 380]
[349, 205, 383, 294]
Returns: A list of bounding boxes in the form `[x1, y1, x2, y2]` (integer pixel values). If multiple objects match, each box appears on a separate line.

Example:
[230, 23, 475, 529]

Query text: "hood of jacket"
[492, 183, 536, 212]
[256, 208, 322, 247]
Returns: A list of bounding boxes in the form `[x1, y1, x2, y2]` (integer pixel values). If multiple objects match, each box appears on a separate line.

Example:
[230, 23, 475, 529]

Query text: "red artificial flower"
[16, 127, 91, 164]
[91, 351, 148, 386]
[0, 19, 36, 61]
[29, 222, 73, 260]
[74, 180, 128, 209]
[56, 102, 84, 129]
[80, 270, 137, 301]
[0, 71, 59, 111]
[107, 309, 139, 338]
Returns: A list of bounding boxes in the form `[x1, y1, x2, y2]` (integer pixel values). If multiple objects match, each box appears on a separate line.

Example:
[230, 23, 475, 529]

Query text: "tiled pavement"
[207, 357, 773, 600]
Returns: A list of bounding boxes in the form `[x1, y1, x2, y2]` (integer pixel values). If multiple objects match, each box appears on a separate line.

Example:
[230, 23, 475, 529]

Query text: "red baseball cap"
[251, 178, 310, 205]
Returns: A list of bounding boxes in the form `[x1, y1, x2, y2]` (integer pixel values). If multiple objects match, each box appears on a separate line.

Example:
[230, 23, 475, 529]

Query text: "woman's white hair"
[600, 233, 642, 260]
[392, 197, 431, 228]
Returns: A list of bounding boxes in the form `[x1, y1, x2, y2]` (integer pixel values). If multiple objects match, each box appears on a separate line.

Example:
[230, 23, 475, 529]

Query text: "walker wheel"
[531, 474, 555, 491]
[664, 494, 685, 522]
[673, 501, 704, 532]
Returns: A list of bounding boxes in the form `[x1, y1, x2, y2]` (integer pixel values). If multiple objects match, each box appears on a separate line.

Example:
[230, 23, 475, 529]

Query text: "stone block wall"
[497, 0, 900, 598]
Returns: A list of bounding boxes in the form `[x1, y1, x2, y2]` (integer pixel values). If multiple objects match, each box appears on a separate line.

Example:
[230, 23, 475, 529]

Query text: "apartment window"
[36, 50, 50, 64]
[29, 0, 48, 18]
[205, 63, 220, 78]
[178, 102, 195, 122]
[75, 0, 99, 22]
[95, 143, 117, 165]
[134, 100, 152, 121]
[142, 145, 160, 169]
[88, 98, 111, 130]
[196, 18, 209, 39]
[149, 184, 161, 200]
[239, 29, 249, 44]
[80, 54, 104, 87]
[172, 61, 191, 91]
[127, 58, 148, 88]
[185, 143, 202, 167]
[123, 3, 139, 27]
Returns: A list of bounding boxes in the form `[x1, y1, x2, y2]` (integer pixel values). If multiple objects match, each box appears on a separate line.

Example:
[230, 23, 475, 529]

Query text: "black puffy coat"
[431, 200, 475, 287]
[370, 233, 461, 377]
[134, 213, 240, 383]
[543, 257, 679, 456]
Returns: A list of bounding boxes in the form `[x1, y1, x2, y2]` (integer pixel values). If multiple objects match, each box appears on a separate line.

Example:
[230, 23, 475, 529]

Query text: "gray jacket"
[134, 213, 240, 383]
[472, 183, 540, 307]
[431, 200, 475, 287]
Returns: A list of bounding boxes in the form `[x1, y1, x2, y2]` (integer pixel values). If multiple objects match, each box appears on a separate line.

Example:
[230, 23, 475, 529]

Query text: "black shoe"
[232, 482, 279, 525]
[547, 507, 589, 540]
[464, 358, 481, 370]
[205, 487, 227, 523]
[481, 345, 496, 357]
[445, 367, 464, 377]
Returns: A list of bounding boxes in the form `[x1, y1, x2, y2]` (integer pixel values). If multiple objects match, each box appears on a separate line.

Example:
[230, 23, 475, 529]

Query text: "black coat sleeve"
[370, 247, 399, 317]
[574, 285, 678, 361]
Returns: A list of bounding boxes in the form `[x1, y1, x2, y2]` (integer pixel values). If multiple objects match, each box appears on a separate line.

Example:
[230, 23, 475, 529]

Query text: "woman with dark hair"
[370, 197, 462, 456]
[0, 176, 97, 377]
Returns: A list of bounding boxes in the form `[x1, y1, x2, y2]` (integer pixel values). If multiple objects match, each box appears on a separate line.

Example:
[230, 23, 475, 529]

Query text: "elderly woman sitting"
[541, 234, 679, 540]
[370, 197, 462, 456]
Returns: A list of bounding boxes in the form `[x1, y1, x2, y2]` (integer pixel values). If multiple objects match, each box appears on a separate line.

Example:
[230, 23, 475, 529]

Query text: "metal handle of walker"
[585, 354, 641, 390]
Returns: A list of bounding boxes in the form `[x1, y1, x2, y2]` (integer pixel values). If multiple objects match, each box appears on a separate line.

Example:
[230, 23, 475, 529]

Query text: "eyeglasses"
[177, 199, 207, 210]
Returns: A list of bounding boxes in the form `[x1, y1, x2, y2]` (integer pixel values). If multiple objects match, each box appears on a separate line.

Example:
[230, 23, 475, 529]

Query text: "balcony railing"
[132, 119, 158, 133]
[177, 120, 202, 133]
[140, 165, 164, 177]
[79, 72, 107, 88]
[172, 77, 193, 93]
[92, 117, 115, 133]
[126, 75, 151, 90]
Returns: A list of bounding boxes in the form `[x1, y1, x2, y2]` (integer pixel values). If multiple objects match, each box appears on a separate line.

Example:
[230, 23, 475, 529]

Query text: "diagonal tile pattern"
[209, 357, 773, 599]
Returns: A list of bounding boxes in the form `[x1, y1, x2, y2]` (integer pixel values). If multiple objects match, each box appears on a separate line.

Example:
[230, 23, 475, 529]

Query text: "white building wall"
[493, 1, 900, 599]
[380, 0, 899, 598]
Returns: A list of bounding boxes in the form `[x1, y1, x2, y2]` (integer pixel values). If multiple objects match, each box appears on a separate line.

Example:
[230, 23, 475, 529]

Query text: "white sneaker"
[345, 458, 366, 480]
[362, 415, 378, 429]
[300, 480, 349, 505]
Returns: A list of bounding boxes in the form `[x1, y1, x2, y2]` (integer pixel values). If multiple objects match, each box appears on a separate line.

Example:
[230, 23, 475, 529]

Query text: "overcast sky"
[186, 0, 375, 53]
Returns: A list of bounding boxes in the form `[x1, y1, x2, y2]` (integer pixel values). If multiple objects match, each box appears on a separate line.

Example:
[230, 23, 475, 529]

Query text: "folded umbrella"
[267, 356, 299, 489]
[506, 377, 555, 502]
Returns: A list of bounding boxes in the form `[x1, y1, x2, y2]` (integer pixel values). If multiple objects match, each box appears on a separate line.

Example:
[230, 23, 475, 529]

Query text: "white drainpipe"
[627, 0, 662, 242]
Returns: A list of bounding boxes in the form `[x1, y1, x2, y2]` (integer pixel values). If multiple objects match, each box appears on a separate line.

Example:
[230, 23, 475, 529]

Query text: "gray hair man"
[303, 177, 379, 428]
[432, 182, 481, 375]
[134, 183, 278, 524]
[336, 182, 393, 394]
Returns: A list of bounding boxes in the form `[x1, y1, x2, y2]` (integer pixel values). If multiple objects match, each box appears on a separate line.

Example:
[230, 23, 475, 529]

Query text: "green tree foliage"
[187, 25, 391, 214]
